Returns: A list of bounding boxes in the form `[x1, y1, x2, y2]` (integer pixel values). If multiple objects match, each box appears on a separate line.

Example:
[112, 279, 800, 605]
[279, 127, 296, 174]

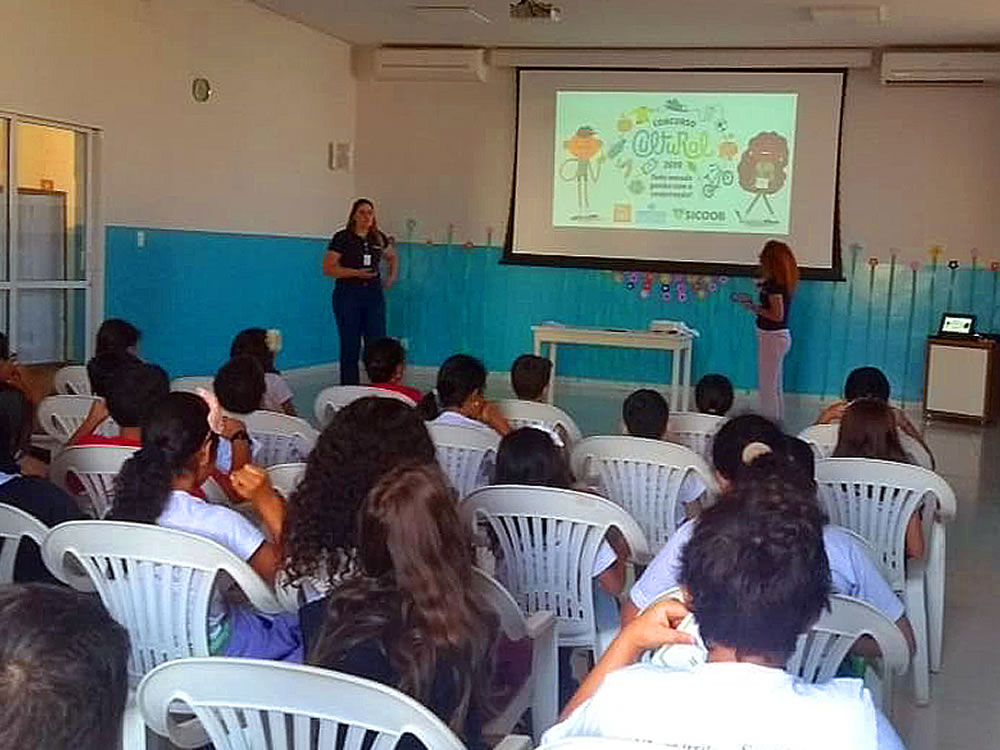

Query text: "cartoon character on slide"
[736, 131, 789, 223]
[560, 126, 603, 219]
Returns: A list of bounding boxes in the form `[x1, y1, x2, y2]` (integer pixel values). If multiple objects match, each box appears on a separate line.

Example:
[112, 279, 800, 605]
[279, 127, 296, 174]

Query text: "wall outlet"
[136, 230, 145, 248]
[266, 328, 283, 353]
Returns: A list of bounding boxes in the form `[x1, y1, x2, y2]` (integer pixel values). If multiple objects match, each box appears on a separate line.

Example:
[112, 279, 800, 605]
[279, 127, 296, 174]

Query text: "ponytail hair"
[416, 354, 486, 421]
[111, 392, 211, 524]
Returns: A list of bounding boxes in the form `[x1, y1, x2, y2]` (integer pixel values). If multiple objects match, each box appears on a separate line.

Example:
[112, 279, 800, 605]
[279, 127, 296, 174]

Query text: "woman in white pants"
[741, 240, 799, 421]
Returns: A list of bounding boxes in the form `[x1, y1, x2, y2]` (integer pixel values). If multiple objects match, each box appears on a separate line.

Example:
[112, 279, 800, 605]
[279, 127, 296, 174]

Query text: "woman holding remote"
[323, 198, 398, 385]
[740, 240, 799, 421]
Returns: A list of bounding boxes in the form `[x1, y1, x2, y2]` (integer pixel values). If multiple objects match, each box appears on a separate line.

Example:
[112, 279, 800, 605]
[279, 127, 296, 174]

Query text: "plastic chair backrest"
[53, 364, 91, 395]
[495, 399, 584, 445]
[37, 395, 118, 443]
[43, 521, 282, 686]
[463, 484, 647, 650]
[266, 462, 307, 499]
[0, 502, 49, 583]
[242, 411, 318, 467]
[170, 376, 214, 394]
[569, 436, 714, 554]
[814, 458, 957, 591]
[49, 444, 138, 518]
[798, 423, 934, 470]
[787, 594, 910, 687]
[664, 412, 725, 457]
[313, 385, 417, 427]
[428, 423, 501, 499]
[138, 657, 469, 750]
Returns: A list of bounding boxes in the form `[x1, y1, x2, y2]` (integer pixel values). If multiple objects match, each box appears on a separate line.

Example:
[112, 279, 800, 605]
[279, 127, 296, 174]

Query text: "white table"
[532, 325, 694, 412]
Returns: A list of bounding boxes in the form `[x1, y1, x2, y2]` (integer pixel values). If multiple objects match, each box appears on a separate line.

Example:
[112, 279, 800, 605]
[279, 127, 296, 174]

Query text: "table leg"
[670, 346, 680, 412]
[548, 343, 558, 404]
[533, 334, 542, 356]
[682, 342, 692, 412]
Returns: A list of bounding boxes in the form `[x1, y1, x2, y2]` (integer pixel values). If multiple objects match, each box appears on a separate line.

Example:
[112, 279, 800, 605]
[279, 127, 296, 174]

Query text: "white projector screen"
[505, 69, 846, 278]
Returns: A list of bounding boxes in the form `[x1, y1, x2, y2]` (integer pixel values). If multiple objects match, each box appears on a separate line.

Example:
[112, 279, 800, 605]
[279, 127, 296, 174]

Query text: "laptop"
[938, 313, 977, 339]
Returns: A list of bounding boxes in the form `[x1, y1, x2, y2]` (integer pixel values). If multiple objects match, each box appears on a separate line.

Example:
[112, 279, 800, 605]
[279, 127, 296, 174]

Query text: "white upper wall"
[355, 64, 1000, 259]
[1, 0, 356, 236]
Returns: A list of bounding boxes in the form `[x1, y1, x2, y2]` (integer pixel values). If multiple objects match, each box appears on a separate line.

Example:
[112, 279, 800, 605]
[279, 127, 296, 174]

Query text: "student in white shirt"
[110, 391, 301, 660]
[231, 327, 297, 415]
[418, 354, 510, 436]
[543, 477, 906, 750]
[622, 413, 916, 655]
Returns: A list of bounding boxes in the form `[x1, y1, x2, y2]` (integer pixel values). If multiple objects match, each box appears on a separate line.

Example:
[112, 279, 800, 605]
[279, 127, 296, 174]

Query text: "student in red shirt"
[70, 361, 170, 447]
[362, 337, 421, 403]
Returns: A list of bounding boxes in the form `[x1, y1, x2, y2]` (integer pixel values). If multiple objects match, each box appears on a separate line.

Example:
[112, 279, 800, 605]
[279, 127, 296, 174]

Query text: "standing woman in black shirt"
[323, 199, 398, 385]
[740, 239, 799, 421]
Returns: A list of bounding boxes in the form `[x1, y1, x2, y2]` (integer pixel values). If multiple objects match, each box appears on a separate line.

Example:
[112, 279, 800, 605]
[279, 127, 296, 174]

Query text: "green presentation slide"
[553, 91, 797, 235]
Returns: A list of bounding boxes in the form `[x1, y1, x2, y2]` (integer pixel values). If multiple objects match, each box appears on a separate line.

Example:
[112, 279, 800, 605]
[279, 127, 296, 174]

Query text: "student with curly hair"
[303, 463, 497, 749]
[282, 397, 437, 597]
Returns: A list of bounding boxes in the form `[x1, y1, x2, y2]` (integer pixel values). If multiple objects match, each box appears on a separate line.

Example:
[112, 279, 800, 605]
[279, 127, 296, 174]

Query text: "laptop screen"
[941, 315, 975, 335]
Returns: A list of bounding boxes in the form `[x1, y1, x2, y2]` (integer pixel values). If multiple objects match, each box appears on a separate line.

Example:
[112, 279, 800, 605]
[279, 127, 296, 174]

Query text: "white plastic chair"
[463, 484, 648, 658]
[787, 594, 910, 715]
[495, 399, 584, 446]
[474, 568, 558, 743]
[538, 741, 666, 750]
[37, 394, 118, 443]
[241, 410, 319, 467]
[313, 385, 417, 428]
[138, 657, 532, 750]
[44, 520, 286, 750]
[814, 457, 957, 705]
[170, 376, 215, 394]
[798, 423, 934, 470]
[664, 412, 725, 457]
[53, 364, 91, 395]
[266, 462, 307, 499]
[0, 502, 49, 583]
[570, 436, 715, 561]
[428, 423, 501, 499]
[49, 444, 138, 518]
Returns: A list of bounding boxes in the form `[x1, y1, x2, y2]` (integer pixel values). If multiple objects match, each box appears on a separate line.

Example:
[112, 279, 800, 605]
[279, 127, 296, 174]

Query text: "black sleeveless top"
[756, 280, 790, 331]
[327, 229, 386, 283]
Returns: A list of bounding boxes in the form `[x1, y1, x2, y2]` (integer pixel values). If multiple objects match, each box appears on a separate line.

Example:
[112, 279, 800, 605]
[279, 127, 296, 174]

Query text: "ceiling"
[252, 0, 1000, 49]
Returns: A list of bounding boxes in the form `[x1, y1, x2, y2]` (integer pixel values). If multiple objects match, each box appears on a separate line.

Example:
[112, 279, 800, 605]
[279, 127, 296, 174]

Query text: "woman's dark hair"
[95, 319, 140, 356]
[0, 383, 33, 470]
[214, 356, 266, 415]
[363, 337, 406, 384]
[681, 475, 831, 663]
[111, 392, 211, 524]
[495, 427, 574, 488]
[843, 366, 891, 402]
[86, 351, 141, 399]
[308, 463, 496, 737]
[417, 354, 487, 420]
[510, 354, 552, 401]
[106, 362, 170, 427]
[346, 197, 382, 243]
[283, 398, 437, 584]
[833, 398, 910, 464]
[622, 388, 669, 439]
[695, 374, 734, 416]
[711, 413, 784, 481]
[230, 328, 277, 373]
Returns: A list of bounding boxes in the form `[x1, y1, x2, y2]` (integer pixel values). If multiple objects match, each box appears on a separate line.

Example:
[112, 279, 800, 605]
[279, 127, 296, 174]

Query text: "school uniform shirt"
[157, 489, 265, 653]
[756, 280, 790, 330]
[541, 661, 905, 750]
[630, 519, 905, 622]
[261, 372, 294, 412]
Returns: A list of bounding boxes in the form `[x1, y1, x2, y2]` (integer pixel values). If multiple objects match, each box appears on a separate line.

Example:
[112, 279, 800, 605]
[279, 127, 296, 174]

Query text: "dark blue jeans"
[332, 281, 386, 385]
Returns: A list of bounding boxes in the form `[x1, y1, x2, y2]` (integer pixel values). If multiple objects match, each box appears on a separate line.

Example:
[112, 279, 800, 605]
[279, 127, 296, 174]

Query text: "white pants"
[757, 328, 791, 421]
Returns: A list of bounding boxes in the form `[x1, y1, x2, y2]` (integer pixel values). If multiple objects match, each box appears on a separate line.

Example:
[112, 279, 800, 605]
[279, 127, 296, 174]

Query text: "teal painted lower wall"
[106, 226, 997, 401]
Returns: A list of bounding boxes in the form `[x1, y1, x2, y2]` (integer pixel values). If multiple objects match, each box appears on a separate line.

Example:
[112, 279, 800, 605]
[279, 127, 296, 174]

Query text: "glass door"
[0, 114, 98, 364]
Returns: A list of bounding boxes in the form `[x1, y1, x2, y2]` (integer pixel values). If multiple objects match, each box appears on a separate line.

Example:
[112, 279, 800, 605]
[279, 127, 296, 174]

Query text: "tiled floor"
[286, 367, 998, 749]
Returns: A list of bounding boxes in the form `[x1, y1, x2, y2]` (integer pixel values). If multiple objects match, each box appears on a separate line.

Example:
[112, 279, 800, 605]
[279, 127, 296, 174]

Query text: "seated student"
[417, 354, 510, 436]
[0, 583, 130, 750]
[0, 332, 28, 399]
[816, 366, 932, 466]
[834, 398, 924, 560]
[70, 361, 170, 447]
[111, 391, 301, 661]
[694, 373, 734, 416]
[85, 350, 140, 400]
[543, 478, 906, 750]
[0, 384, 83, 581]
[363, 336, 422, 402]
[510, 353, 553, 402]
[303, 463, 496, 750]
[95, 318, 140, 357]
[623, 414, 915, 655]
[212, 355, 268, 474]
[231, 327, 297, 415]
[283, 397, 438, 600]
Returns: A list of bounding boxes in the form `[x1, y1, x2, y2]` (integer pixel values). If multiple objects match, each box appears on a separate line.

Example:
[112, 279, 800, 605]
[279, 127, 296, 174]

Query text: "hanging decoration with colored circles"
[606, 269, 729, 303]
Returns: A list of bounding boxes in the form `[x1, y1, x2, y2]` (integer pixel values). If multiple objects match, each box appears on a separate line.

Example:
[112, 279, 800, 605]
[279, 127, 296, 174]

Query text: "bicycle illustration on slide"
[702, 163, 734, 198]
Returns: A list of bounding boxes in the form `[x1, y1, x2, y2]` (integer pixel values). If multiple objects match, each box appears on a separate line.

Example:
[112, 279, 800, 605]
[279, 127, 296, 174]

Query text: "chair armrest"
[525, 610, 556, 640]
[492, 734, 533, 750]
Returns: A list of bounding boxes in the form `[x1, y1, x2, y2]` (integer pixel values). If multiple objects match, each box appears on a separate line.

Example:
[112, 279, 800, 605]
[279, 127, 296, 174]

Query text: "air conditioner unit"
[373, 47, 488, 82]
[881, 51, 1000, 85]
